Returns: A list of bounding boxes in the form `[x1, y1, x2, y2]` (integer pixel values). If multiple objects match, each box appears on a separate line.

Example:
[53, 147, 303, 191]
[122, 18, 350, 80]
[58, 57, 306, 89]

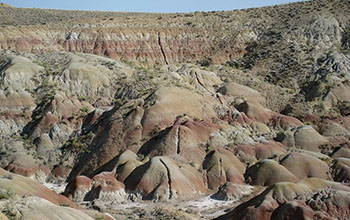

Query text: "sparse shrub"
[0, 188, 15, 200]
[335, 42, 350, 54]
[65, 164, 73, 169]
[226, 60, 242, 69]
[338, 101, 350, 116]
[96, 215, 106, 220]
[67, 136, 87, 149]
[305, 121, 313, 126]
[176, 113, 187, 119]
[87, 131, 94, 139]
[80, 106, 89, 116]
[78, 96, 87, 102]
[45, 66, 52, 75]
[206, 144, 212, 152]
[42, 79, 50, 88]
[199, 57, 212, 67]
[0, 111, 9, 117]
[1, 203, 18, 219]
[113, 98, 123, 105]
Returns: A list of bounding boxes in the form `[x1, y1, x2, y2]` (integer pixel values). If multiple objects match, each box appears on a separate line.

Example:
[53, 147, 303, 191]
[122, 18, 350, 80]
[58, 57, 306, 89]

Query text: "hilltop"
[0, 2, 13, 8]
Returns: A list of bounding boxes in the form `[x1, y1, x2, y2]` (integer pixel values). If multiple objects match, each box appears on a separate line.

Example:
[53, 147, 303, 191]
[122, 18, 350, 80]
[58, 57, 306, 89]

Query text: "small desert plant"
[80, 106, 89, 116]
[96, 215, 106, 220]
[206, 144, 212, 152]
[1, 203, 18, 219]
[336, 42, 350, 54]
[0, 111, 9, 117]
[113, 98, 123, 105]
[78, 96, 87, 102]
[305, 121, 313, 126]
[0, 188, 15, 200]
[198, 57, 212, 67]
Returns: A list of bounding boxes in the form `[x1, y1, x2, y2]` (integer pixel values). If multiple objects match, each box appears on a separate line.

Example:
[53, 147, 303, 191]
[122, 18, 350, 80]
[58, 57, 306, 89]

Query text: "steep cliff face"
[0, 0, 348, 67]
[0, 27, 226, 64]
[0, 8, 248, 65]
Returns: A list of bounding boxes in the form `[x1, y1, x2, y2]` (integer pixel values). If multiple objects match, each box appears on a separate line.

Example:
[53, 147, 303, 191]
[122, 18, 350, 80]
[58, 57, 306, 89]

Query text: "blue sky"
[1, 0, 305, 12]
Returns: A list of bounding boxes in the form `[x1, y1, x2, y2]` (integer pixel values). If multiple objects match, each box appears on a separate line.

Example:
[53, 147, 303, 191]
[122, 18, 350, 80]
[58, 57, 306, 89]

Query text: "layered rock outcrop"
[1, 0, 350, 219]
[216, 178, 350, 220]
[124, 156, 208, 201]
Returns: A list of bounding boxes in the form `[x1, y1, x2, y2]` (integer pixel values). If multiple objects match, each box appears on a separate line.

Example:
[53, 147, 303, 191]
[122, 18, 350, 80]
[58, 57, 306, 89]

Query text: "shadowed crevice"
[159, 158, 173, 199]
[176, 127, 181, 154]
[157, 32, 169, 65]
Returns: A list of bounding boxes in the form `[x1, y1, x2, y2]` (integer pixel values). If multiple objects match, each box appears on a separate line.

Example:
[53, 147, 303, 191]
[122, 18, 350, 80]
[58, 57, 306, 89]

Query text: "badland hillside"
[1, 0, 350, 219]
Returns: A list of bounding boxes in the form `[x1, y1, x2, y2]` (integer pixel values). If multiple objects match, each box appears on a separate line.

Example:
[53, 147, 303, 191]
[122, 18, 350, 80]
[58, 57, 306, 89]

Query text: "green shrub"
[80, 106, 89, 116]
[78, 96, 87, 102]
[0, 188, 15, 200]
[96, 215, 106, 220]
[113, 98, 123, 105]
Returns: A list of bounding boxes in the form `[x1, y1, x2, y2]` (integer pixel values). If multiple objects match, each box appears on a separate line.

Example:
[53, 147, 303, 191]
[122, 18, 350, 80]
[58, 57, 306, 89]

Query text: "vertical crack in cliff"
[157, 32, 169, 65]
[159, 158, 173, 199]
[176, 127, 181, 154]
[219, 158, 223, 181]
